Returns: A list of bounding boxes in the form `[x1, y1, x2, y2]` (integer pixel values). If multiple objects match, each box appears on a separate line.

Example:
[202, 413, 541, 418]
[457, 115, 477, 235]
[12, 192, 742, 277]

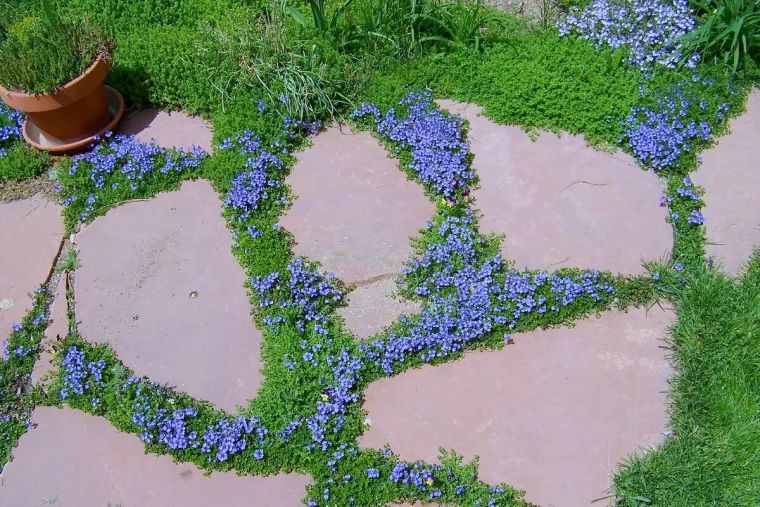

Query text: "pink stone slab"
[0, 407, 310, 506]
[691, 89, 760, 274]
[0, 195, 63, 344]
[280, 126, 435, 284]
[438, 100, 671, 274]
[338, 277, 420, 339]
[75, 180, 262, 412]
[361, 307, 673, 507]
[118, 108, 214, 154]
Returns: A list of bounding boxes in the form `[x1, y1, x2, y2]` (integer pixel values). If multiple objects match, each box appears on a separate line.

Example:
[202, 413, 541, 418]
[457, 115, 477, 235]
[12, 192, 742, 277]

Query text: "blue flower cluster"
[59, 346, 106, 400]
[0, 102, 23, 158]
[558, 0, 699, 70]
[363, 214, 615, 374]
[624, 79, 725, 171]
[201, 416, 267, 462]
[389, 461, 469, 500]
[661, 176, 705, 226]
[306, 349, 362, 452]
[62, 133, 207, 221]
[220, 130, 286, 220]
[252, 257, 344, 336]
[122, 376, 270, 463]
[351, 92, 474, 199]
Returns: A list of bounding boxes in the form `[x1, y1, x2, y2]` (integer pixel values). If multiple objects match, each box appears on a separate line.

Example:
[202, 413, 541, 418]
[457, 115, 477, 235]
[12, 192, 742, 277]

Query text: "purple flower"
[687, 209, 705, 225]
[558, 0, 698, 70]
[352, 92, 474, 197]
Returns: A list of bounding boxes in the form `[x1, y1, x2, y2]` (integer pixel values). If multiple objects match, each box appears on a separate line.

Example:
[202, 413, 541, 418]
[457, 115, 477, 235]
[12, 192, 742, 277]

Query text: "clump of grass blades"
[680, 0, 760, 74]
[281, 0, 355, 33]
[419, 0, 506, 49]
[614, 254, 760, 505]
[197, 8, 355, 121]
[0, 0, 113, 94]
[353, 0, 428, 59]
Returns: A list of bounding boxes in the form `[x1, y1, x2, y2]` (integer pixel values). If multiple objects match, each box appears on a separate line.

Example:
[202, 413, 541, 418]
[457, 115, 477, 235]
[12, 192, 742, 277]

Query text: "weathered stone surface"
[691, 89, 760, 274]
[280, 126, 434, 285]
[338, 277, 420, 340]
[0, 407, 310, 506]
[438, 100, 671, 274]
[361, 307, 673, 507]
[119, 108, 214, 154]
[75, 180, 262, 412]
[0, 195, 63, 344]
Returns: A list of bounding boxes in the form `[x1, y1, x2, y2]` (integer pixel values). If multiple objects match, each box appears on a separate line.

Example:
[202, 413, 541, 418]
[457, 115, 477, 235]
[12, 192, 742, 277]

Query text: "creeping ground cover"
[1, 0, 760, 504]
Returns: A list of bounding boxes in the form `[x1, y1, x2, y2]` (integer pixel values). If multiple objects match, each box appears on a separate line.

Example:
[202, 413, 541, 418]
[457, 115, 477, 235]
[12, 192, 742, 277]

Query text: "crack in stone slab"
[558, 180, 610, 197]
[351, 272, 400, 288]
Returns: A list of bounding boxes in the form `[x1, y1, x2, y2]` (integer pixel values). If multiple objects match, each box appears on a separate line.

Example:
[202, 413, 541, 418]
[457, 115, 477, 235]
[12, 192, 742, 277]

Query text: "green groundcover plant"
[0, 0, 113, 94]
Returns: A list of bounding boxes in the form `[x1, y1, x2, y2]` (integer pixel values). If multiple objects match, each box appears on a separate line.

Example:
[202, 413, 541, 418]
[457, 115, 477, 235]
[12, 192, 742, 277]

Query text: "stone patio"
[280, 126, 431, 339]
[692, 89, 760, 274]
[438, 100, 672, 274]
[0, 406, 309, 507]
[361, 307, 673, 507]
[1, 94, 729, 506]
[75, 179, 262, 413]
[0, 195, 63, 344]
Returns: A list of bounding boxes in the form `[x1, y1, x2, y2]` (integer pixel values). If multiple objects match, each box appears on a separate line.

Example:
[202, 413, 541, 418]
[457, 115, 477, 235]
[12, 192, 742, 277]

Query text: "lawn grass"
[614, 255, 760, 506]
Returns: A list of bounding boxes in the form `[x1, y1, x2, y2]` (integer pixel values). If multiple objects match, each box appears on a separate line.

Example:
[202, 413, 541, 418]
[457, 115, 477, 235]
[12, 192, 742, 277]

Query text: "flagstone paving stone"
[438, 100, 671, 274]
[118, 108, 214, 154]
[338, 277, 420, 340]
[691, 89, 760, 274]
[75, 180, 262, 413]
[0, 194, 63, 345]
[281, 125, 434, 339]
[360, 306, 673, 507]
[0, 406, 310, 507]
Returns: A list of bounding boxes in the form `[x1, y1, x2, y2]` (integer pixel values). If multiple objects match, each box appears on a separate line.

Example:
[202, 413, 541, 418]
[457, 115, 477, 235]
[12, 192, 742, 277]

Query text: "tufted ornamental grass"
[614, 253, 760, 506]
[680, 0, 760, 74]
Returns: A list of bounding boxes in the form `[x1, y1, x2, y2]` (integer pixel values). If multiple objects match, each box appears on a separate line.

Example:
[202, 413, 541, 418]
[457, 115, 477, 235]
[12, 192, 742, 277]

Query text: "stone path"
[281, 125, 430, 339]
[692, 89, 760, 274]
[10, 94, 757, 505]
[438, 100, 672, 274]
[75, 179, 262, 413]
[361, 307, 673, 507]
[0, 406, 309, 507]
[0, 195, 63, 344]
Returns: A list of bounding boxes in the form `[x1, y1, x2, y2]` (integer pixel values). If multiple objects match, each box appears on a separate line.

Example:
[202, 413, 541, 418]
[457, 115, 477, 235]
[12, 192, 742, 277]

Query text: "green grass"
[615, 256, 760, 506]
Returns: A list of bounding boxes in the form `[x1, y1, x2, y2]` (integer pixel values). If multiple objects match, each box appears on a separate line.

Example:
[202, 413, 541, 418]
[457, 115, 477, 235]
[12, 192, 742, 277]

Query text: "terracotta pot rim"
[0, 55, 109, 100]
[22, 85, 125, 155]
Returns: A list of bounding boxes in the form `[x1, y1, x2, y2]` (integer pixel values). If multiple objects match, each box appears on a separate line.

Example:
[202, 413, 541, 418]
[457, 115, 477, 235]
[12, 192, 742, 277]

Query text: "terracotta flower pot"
[0, 57, 112, 146]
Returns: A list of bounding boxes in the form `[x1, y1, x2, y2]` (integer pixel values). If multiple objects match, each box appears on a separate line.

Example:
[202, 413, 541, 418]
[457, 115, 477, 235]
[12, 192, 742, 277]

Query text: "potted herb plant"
[0, 1, 122, 153]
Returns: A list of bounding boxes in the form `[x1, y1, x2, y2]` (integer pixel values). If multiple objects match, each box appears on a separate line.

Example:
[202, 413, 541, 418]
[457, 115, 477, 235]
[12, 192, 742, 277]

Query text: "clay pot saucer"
[22, 85, 124, 155]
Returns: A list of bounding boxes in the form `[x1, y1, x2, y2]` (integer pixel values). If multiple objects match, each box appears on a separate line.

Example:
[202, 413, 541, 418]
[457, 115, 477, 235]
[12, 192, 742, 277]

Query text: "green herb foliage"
[0, 0, 113, 94]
